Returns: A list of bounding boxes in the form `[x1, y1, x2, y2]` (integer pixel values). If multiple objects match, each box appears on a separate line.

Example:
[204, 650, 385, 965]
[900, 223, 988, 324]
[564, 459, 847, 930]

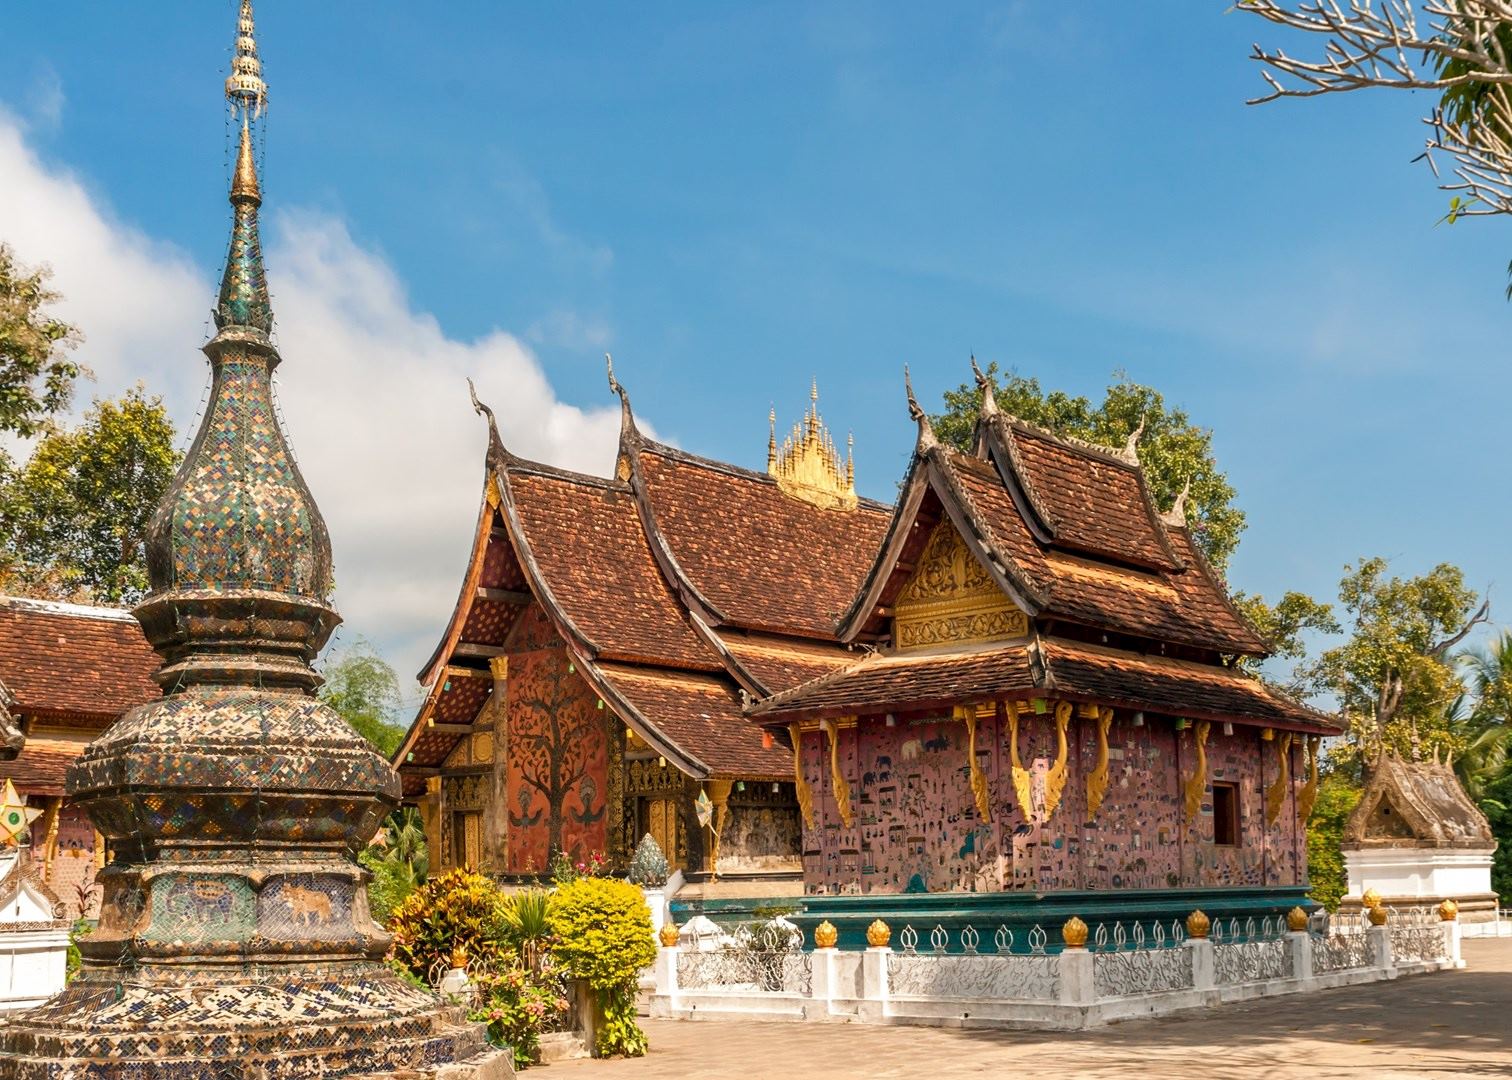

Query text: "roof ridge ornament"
[1119, 413, 1146, 466]
[769, 378, 857, 511]
[971, 354, 1000, 421]
[905, 366, 938, 450]
[1160, 475, 1191, 528]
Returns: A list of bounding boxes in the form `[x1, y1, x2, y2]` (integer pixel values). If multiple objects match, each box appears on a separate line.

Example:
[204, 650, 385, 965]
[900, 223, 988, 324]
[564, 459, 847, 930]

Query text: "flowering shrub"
[471, 964, 572, 1069]
[548, 848, 609, 885]
[388, 868, 507, 982]
[548, 877, 656, 1057]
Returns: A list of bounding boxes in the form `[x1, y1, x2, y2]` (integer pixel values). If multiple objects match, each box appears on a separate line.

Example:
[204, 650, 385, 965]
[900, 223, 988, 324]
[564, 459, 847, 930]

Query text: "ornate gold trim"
[1265, 731, 1294, 826]
[488, 655, 509, 680]
[1043, 701, 1072, 820]
[790, 722, 814, 829]
[1085, 706, 1113, 822]
[955, 705, 992, 824]
[1183, 719, 1210, 822]
[704, 779, 733, 879]
[1296, 735, 1321, 823]
[484, 474, 502, 509]
[822, 718, 854, 828]
[769, 382, 857, 511]
[1006, 700, 1033, 818]
[893, 523, 1028, 650]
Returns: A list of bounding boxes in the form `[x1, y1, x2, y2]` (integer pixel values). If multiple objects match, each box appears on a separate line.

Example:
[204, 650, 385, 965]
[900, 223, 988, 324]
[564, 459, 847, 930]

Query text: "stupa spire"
[215, 1, 272, 333]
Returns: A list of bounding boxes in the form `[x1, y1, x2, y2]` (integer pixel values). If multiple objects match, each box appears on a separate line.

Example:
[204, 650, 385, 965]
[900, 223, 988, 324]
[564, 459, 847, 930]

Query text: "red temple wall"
[503, 644, 609, 875]
[800, 710, 1308, 896]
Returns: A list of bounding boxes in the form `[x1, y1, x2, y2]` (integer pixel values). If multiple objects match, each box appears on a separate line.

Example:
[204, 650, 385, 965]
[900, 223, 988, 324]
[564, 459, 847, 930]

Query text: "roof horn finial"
[971, 354, 998, 419]
[1120, 412, 1147, 466]
[1160, 475, 1192, 528]
[905, 366, 937, 450]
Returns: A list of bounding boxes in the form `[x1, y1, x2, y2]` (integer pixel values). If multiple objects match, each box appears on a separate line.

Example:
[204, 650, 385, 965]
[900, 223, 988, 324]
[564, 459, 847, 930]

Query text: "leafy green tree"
[1305, 772, 1362, 910]
[1454, 632, 1512, 809]
[0, 386, 178, 603]
[932, 364, 1246, 572]
[319, 638, 407, 756]
[0, 244, 82, 439]
[1233, 590, 1340, 687]
[1309, 558, 1488, 763]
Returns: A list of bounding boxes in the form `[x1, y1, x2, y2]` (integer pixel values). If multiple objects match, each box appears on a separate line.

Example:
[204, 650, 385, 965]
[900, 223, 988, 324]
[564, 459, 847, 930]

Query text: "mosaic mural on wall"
[800, 711, 1308, 896]
[504, 646, 608, 874]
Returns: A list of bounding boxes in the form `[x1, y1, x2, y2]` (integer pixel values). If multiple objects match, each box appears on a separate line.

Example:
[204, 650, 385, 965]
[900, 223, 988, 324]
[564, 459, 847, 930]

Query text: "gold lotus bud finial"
[1361, 887, 1383, 910]
[1437, 898, 1459, 922]
[1286, 906, 1309, 933]
[1367, 904, 1389, 926]
[658, 921, 680, 948]
[866, 919, 891, 948]
[450, 943, 468, 970]
[813, 920, 839, 949]
[225, 0, 267, 119]
[1186, 910, 1211, 939]
[1061, 916, 1089, 949]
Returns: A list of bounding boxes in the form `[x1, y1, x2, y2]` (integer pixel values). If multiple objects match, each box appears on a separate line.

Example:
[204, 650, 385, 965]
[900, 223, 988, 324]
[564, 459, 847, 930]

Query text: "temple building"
[748, 366, 1340, 936]
[399, 360, 1339, 934]
[0, 597, 159, 916]
[394, 373, 888, 891]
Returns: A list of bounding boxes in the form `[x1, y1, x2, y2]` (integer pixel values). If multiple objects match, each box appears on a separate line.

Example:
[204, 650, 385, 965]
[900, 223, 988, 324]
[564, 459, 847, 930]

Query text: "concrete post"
[810, 947, 839, 1014]
[1443, 919, 1464, 967]
[1286, 931, 1312, 985]
[860, 947, 890, 1020]
[1058, 948, 1096, 1007]
[654, 943, 678, 999]
[1367, 924, 1394, 975]
[1187, 938, 1215, 991]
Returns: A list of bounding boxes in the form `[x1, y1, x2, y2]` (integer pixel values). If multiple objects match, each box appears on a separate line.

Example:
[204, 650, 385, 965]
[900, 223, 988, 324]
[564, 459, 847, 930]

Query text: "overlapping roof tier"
[0, 598, 160, 725]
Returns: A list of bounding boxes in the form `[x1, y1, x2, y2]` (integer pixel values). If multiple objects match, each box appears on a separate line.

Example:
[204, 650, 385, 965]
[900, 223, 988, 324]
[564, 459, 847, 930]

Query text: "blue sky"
[1, 2, 1506, 694]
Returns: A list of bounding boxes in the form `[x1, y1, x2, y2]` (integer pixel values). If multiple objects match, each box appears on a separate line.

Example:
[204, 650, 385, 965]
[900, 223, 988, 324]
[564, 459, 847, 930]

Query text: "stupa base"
[0, 965, 503, 1079]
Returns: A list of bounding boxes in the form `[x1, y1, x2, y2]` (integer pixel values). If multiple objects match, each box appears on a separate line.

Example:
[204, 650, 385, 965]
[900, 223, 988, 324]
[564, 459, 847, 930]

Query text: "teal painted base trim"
[671, 885, 1316, 952]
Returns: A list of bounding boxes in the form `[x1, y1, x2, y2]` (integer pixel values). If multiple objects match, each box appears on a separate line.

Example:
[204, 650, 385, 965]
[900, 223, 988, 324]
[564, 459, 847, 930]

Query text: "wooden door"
[640, 797, 682, 871]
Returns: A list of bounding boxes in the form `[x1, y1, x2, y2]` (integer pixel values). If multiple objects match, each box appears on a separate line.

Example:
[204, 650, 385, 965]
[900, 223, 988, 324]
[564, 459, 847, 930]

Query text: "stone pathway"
[552, 938, 1512, 1079]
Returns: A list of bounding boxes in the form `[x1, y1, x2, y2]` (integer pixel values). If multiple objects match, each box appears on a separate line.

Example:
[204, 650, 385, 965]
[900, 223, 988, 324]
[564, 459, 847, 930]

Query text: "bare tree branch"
[1241, 1, 1512, 216]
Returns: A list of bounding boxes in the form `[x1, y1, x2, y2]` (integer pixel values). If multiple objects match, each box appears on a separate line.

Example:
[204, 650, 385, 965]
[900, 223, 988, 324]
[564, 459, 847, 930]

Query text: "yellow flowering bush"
[547, 877, 656, 1057]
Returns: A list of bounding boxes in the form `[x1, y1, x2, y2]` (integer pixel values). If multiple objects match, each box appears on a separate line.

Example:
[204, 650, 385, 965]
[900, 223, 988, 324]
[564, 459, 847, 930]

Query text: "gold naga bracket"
[1043, 702, 1072, 820]
[1183, 719, 1211, 822]
[1265, 731, 1295, 826]
[789, 722, 815, 829]
[953, 705, 992, 824]
[704, 779, 733, 880]
[1296, 735, 1322, 823]
[1084, 706, 1113, 822]
[821, 718, 855, 828]
[1006, 701, 1033, 820]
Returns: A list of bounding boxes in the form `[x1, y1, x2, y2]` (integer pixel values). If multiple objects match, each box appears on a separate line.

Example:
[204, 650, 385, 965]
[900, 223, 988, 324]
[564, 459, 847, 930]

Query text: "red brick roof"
[504, 465, 719, 671]
[0, 598, 159, 725]
[635, 444, 891, 639]
[751, 635, 1338, 734]
[595, 663, 789, 780]
[0, 737, 86, 797]
[716, 631, 861, 694]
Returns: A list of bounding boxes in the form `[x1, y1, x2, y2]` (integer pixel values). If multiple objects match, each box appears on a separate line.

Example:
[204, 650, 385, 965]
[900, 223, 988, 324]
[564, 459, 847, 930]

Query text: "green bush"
[501, 888, 555, 973]
[389, 867, 507, 981]
[1306, 774, 1362, 910]
[548, 877, 656, 1057]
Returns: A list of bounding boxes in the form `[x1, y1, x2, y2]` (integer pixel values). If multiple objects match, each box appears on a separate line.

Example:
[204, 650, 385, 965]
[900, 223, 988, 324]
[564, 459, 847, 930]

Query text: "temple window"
[1212, 782, 1240, 846]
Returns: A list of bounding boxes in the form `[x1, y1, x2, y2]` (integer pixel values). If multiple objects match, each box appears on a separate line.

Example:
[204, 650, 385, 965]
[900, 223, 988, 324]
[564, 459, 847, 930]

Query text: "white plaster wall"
[0, 931, 69, 1010]
[1344, 846, 1495, 900]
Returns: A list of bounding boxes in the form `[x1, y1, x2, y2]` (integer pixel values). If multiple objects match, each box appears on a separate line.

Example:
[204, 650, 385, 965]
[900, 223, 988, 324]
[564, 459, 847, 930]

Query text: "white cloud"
[0, 110, 632, 686]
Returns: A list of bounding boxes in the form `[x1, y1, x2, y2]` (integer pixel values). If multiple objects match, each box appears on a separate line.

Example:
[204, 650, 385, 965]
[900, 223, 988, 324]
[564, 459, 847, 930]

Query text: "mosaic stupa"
[0, 4, 503, 1077]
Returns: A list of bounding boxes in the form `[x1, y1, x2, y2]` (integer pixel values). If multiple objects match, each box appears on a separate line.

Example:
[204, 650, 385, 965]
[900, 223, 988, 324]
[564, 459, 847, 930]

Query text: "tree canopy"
[0, 245, 82, 439]
[0, 387, 179, 604]
[319, 639, 408, 757]
[932, 363, 1246, 572]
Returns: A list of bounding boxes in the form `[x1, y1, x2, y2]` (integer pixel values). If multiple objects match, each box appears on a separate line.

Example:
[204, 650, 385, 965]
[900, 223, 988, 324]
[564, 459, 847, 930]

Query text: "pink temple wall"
[800, 711, 1307, 896]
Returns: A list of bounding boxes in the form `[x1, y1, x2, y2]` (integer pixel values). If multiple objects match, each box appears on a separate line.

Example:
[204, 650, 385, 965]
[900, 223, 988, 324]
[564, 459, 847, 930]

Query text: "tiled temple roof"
[750, 635, 1337, 734]
[0, 737, 89, 798]
[0, 598, 159, 726]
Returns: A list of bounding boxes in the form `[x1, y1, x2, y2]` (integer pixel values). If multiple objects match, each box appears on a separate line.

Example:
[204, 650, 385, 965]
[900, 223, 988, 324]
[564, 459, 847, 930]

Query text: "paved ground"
[552, 938, 1512, 1079]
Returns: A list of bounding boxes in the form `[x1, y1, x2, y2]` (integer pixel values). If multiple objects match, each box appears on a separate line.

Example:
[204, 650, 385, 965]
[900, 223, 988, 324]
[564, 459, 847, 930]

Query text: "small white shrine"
[0, 847, 70, 1011]
[1342, 752, 1499, 925]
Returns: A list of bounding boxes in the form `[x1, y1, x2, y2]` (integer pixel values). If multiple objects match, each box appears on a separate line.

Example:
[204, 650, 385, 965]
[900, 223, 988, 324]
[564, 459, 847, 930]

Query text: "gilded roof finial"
[225, 0, 267, 120]
[231, 116, 261, 205]
[769, 380, 857, 511]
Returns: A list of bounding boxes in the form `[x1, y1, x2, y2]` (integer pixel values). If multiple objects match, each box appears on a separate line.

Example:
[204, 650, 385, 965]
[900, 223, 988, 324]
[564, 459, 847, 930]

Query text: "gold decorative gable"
[769, 381, 857, 511]
[893, 522, 1028, 650]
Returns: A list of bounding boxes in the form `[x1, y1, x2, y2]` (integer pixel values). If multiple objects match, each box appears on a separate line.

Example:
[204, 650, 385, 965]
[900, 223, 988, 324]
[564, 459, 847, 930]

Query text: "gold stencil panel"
[471, 731, 495, 763]
[893, 522, 1028, 650]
